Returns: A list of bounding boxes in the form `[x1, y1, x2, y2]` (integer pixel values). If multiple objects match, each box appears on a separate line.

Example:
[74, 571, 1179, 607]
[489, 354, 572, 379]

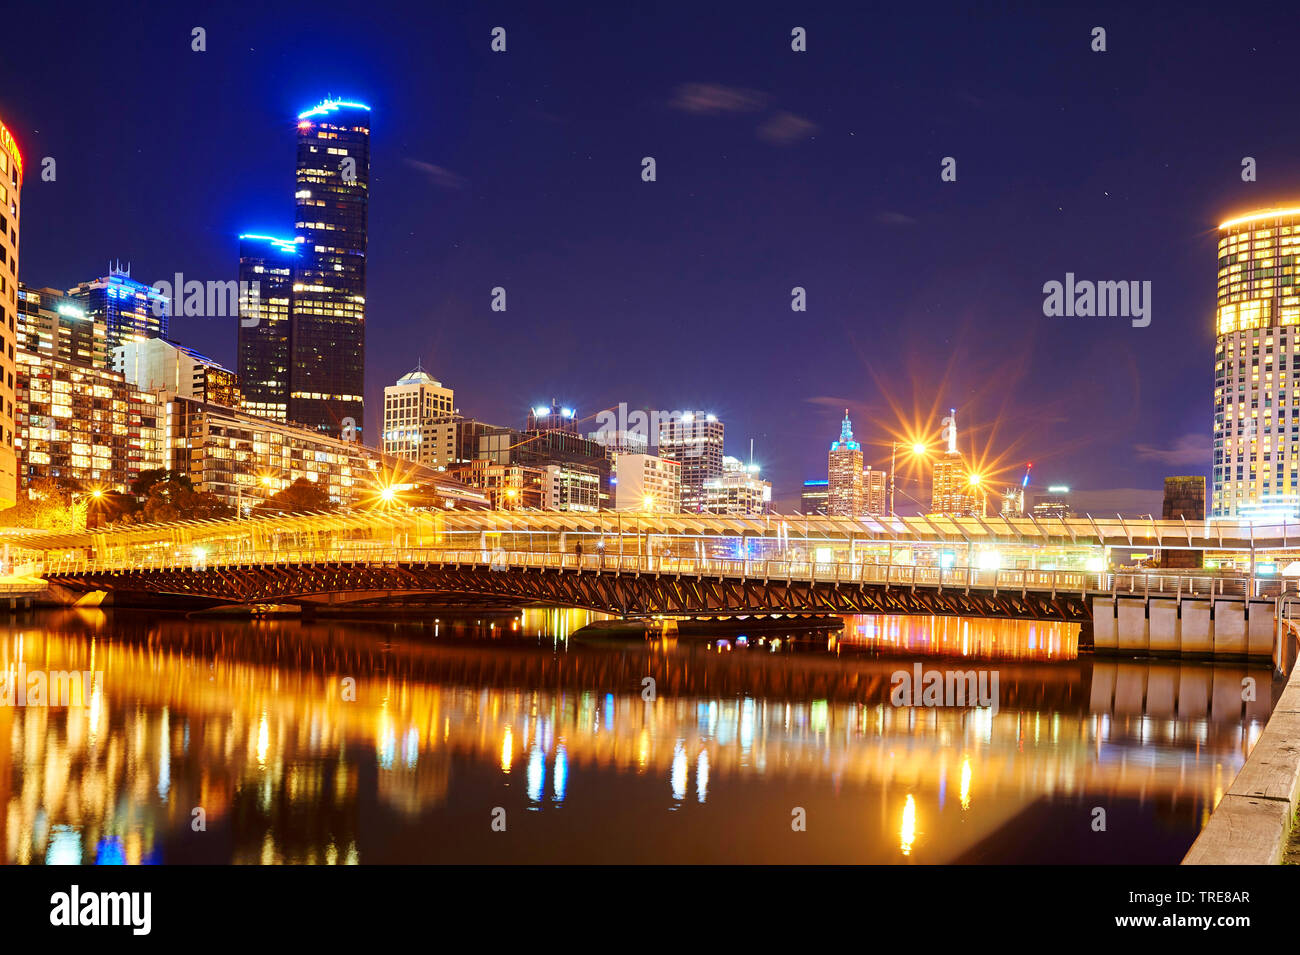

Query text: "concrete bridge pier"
[1091, 595, 1274, 659]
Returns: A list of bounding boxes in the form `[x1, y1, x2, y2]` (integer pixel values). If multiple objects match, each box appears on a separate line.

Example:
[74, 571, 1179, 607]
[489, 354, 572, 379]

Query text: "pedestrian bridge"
[9, 509, 1300, 659]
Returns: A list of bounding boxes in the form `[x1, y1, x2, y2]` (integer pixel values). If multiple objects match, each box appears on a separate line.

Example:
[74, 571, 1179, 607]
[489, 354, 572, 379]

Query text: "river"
[0, 609, 1276, 864]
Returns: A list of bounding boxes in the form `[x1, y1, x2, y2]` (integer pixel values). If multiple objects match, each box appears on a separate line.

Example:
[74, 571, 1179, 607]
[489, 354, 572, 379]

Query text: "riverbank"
[1183, 660, 1300, 864]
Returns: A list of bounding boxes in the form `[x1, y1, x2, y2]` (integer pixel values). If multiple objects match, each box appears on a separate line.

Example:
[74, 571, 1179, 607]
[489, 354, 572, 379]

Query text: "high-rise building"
[827, 410, 864, 516]
[17, 283, 107, 367]
[0, 118, 22, 507]
[613, 453, 681, 512]
[445, 459, 544, 510]
[479, 426, 612, 508]
[527, 400, 578, 434]
[1031, 486, 1071, 520]
[290, 100, 370, 438]
[930, 408, 981, 517]
[67, 268, 168, 366]
[382, 366, 454, 465]
[658, 411, 724, 512]
[589, 427, 649, 458]
[1211, 207, 1300, 518]
[164, 394, 486, 513]
[542, 464, 601, 512]
[863, 465, 887, 515]
[1161, 476, 1206, 569]
[701, 456, 771, 516]
[800, 479, 829, 515]
[15, 350, 165, 493]
[236, 234, 300, 422]
[114, 337, 239, 407]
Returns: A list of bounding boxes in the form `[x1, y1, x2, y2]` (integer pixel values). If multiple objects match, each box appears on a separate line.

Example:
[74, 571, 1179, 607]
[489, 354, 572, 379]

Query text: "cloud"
[757, 111, 818, 144]
[1134, 432, 1209, 467]
[875, 211, 918, 226]
[404, 158, 468, 190]
[670, 82, 766, 114]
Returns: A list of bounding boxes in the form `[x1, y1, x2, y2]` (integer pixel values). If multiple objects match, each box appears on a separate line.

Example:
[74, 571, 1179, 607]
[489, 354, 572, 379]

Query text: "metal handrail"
[33, 545, 1282, 599]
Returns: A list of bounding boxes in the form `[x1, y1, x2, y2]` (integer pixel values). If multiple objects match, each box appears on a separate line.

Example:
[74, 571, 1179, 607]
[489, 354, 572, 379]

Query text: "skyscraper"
[527, 400, 578, 434]
[827, 410, 864, 516]
[1212, 207, 1300, 518]
[658, 411, 724, 512]
[236, 234, 300, 422]
[17, 283, 106, 367]
[863, 465, 887, 515]
[0, 117, 19, 507]
[930, 408, 980, 516]
[67, 268, 169, 366]
[382, 366, 454, 465]
[290, 100, 370, 439]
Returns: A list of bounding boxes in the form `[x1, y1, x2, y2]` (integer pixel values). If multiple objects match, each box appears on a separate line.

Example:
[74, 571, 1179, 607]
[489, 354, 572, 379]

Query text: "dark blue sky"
[3, 1, 1297, 512]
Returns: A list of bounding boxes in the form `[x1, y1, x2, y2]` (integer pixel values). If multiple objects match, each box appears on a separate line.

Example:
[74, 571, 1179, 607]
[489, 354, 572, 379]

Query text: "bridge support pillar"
[1212, 600, 1246, 657]
[1147, 598, 1179, 655]
[1116, 598, 1149, 653]
[1091, 597, 1117, 651]
[1247, 599, 1274, 658]
[1179, 600, 1212, 655]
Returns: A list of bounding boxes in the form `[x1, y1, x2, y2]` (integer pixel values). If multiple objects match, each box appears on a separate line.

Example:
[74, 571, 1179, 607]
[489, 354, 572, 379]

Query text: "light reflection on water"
[0, 608, 1277, 864]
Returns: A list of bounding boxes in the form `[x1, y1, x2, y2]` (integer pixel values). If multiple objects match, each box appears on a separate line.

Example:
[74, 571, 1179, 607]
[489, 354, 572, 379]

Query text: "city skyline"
[6, 3, 1300, 513]
[3, 0, 1299, 891]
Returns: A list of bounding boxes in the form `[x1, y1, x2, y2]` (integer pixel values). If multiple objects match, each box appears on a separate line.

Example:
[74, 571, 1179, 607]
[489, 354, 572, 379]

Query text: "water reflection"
[0, 609, 1277, 864]
[843, 614, 1078, 660]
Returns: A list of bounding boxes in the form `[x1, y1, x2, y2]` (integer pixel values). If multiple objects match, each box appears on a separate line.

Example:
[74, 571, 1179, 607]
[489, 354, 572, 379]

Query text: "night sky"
[4, 1, 1297, 513]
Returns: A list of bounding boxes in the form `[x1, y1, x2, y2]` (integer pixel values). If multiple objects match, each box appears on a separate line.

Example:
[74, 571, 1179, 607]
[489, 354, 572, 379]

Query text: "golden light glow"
[967, 473, 982, 487]
[911, 443, 926, 456]
[899, 793, 916, 856]
[1218, 207, 1300, 231]
[379, 487, 396, 503]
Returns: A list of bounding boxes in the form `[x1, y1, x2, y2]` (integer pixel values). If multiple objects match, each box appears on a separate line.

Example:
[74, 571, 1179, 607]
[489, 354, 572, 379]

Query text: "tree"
[254, 477, 336, 516]
[1, 479, 86, 530]
[131, 468, 183, 498]
[117, 470, 232, 524]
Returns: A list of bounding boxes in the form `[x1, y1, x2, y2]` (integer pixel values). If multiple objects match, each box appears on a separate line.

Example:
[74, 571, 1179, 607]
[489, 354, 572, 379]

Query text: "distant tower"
[290, 99, 371, 438]
[827, 410, 865, 516]
[931, 407, 979, 516]
[658, 412, 724, 512]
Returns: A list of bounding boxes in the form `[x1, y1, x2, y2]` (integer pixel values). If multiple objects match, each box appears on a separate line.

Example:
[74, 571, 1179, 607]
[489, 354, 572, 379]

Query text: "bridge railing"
[33, 545, 1290, 600]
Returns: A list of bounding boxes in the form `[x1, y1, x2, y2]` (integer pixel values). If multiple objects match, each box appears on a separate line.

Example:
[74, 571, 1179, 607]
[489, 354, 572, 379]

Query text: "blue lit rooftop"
[297, 99, 372, 121]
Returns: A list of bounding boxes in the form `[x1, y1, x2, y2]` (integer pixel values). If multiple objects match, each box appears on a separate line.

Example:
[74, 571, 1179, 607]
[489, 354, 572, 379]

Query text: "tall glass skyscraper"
[67, 268, 168, 369]
[1212, 207, 1300, 518]
[236, 234, 301, 422]
[291, 99, 370, 438]
[237, 100, 370, 439]
[827, 410, 864, 516]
